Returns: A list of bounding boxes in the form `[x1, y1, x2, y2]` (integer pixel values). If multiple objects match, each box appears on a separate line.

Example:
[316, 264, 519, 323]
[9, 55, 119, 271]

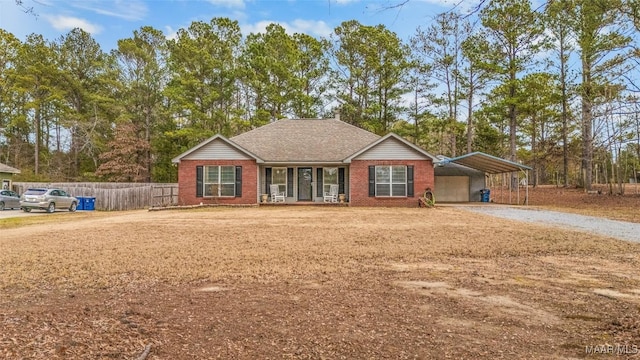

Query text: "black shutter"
[407, 165, 414, 197]
[338, 168, 345, 194]
[196, 166, 203, 198]
[368, 166, 375, 197]
[265, 167, 272, 195]
[235, 166, 242, 197]
[287, 168, 294, 197]
[316, 168, 323, 197]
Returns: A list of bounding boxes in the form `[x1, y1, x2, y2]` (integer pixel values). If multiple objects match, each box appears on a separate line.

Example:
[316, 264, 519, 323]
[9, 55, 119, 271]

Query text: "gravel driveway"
[458, 205, 640, 243]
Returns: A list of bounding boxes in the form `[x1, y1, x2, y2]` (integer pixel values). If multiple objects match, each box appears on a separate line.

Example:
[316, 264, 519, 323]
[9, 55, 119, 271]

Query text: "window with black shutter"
[265, 167, 272, 195]
[316, 168, 323, 197]
[196, 166, 203, 198]
[368, 166, 375, 197]
[407, 165, 414, 197]
[235, 166, 242, 197]
[287, 168, 294, 197]
[338, 168, 345, 194]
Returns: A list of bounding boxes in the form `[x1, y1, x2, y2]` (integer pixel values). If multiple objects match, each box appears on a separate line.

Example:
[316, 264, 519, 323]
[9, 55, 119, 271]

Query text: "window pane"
[205, 166, 218, 182]
[392, 166, 406, 183]
[272, 167, 286, 184]
[220, 166, 235, 183]
[205, 183, 219, 196]
[392, 184, 406, 196]
[375, 166, 390, 183]
[376, 184, 390, 196]
[220, 184, 235, 196]
[323, 167, 338, 184]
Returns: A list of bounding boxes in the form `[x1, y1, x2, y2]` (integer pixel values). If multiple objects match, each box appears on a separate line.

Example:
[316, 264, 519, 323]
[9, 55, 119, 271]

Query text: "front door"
[297, 168, 312, 201]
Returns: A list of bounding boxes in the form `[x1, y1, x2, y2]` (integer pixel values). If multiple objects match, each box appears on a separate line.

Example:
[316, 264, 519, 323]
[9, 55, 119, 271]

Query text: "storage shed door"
[434, 176, 469, 202]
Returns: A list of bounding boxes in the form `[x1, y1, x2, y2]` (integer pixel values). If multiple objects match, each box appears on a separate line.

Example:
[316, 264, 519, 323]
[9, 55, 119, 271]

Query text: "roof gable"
[345, 133, 437, 162]
[172, 134, 263, 163]
[231, 119, 380, 162]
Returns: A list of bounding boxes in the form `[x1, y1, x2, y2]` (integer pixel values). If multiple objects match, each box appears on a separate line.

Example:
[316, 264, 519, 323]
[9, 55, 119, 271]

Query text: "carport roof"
[441, 152, 531, 174]
[0, 162, 20, 174]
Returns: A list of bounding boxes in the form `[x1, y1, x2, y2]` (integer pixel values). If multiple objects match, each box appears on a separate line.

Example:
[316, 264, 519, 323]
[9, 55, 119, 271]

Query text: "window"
[323, 167, 338, 194]
[272, 167, 287, 194]
[375, 165, 406, 197]
[204, 165, 235, 196]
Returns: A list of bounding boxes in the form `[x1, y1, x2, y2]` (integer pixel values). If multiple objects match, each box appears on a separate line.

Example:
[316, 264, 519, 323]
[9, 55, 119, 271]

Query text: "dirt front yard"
[1, 206, 639, 359]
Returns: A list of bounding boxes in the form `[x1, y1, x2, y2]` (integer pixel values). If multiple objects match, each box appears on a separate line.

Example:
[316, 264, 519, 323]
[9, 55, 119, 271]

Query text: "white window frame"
[323, 167, 339, 194]
[375, 165, 407, 197]
[271, 167, 287, 195]
[204, 165, 235, 197]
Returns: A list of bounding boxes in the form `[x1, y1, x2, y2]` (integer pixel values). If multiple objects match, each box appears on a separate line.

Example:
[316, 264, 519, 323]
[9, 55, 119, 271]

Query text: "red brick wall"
[177, 159, 258, 205]
[349, 159, 434, 207]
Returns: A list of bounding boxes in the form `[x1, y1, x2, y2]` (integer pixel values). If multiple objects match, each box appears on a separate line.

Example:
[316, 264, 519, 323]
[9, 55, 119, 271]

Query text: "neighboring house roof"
[0, 163, 20, 174]
[171, 134, 264, 164]
[230, 119, 381, 163]
[344, 133, 438, 163]
[440, 152, 532, 174]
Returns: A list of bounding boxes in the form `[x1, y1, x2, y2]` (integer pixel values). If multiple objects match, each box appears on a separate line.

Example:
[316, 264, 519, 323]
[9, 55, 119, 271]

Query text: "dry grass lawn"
[1, 206, 639, 359]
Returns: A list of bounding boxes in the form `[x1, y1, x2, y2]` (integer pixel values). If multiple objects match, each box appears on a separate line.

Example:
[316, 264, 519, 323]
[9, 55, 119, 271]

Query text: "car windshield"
[24, 189, 47, 195]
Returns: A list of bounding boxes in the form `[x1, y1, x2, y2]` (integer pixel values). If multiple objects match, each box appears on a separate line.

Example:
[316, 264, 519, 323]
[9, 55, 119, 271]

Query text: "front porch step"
[259, 202, 348, 207]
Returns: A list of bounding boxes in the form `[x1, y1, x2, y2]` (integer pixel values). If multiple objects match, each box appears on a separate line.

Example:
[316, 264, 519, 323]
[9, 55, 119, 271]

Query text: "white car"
[20, 188, 78, 213]
[0, 190, 20, 210]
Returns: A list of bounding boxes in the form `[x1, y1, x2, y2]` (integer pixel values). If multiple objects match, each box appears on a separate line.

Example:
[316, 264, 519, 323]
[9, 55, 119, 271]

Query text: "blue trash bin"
[83, 197, 95, 211]
[76, 196, 85, 210]
[480, 189, 490, 202]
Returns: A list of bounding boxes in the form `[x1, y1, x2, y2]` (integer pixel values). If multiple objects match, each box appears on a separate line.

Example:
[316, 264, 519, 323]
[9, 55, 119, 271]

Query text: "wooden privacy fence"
[13, 182, 178, 211]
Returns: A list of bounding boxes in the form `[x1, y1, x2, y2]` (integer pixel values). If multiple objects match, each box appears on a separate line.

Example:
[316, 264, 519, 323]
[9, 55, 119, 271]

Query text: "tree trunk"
[560, 29, 569, 187]
[581, 61, 593, 191]
[466, 78, 473, 154]
[34, 106, 40, 176]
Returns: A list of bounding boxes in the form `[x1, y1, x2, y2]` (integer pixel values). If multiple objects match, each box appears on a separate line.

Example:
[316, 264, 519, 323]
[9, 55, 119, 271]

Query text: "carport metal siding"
[442, 152, 532, 205]
[434, 162, 486, 202]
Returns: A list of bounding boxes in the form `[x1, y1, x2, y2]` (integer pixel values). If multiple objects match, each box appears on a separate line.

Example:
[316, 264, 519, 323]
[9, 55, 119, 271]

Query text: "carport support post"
[525, 170, 529, 205]
[517, 171, 520, 205]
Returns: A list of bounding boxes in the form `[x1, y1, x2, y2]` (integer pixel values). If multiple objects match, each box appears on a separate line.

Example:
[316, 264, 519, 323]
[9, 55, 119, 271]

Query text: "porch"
[259, 201, 348, 207]
[259, 165, 349, 204]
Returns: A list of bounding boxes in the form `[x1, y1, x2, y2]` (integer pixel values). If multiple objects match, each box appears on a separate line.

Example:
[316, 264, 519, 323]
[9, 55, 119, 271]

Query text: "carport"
[436, 152, 532, 205]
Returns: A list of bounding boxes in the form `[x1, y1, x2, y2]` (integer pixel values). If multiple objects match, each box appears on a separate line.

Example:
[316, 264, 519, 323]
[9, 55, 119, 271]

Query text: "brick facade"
[349, 159, 434, 207]
[177, 159, 258, 205]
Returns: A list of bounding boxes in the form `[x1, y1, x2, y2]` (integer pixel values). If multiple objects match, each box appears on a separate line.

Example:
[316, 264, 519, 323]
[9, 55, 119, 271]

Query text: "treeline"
[2, 0, 640, 190]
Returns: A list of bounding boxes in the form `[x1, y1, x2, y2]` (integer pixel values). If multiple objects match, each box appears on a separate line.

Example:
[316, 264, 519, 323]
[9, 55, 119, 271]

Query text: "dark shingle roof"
[231, 119, 380, 162]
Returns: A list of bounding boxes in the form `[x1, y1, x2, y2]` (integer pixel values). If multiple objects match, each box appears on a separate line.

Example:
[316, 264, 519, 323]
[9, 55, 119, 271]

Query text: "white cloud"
[414, 0, 483, 14]
[334, 0, 359, 4]
[45, 15, 103, 34]
[288, 19, 333, 37]
[70, 0, 148, 21]
[208, 0, 246, 9]
[243, 19, 332, 38]
[164, 25, 179, 42]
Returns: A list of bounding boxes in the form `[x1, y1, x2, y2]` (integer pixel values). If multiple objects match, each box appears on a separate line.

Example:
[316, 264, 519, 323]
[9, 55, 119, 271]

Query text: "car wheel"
[47, 203, 56, 213]
[69, 202, 77, 212]
[23, 208, 31, 212]
[0, 202, 4, 211]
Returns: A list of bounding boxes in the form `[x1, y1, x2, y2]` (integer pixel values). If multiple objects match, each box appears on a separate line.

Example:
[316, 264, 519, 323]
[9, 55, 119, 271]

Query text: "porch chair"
[323, 184, 339, 203]
[270, 184, 286, 203]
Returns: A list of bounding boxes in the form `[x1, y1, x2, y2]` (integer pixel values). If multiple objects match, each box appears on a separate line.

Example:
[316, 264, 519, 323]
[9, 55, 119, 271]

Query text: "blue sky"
[0, 0, 479, 51]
